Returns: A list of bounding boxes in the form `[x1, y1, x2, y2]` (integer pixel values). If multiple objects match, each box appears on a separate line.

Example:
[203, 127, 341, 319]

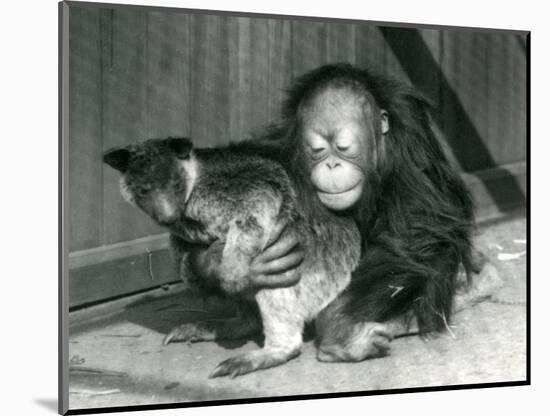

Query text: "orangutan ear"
[380, 110, 390, 134]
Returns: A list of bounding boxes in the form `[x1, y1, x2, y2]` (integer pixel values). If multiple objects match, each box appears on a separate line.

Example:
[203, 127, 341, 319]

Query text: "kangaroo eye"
[137, 185, 151, 195]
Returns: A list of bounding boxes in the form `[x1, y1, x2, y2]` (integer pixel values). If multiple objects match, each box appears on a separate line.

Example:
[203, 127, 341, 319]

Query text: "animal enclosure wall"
[68, 4, 528, 307]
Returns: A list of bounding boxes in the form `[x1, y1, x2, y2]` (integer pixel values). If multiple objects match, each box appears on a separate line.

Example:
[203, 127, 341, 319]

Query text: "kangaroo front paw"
[209, 347, 300, 378]
[163, 322, 214, 345]
[209, 354, 257, 379]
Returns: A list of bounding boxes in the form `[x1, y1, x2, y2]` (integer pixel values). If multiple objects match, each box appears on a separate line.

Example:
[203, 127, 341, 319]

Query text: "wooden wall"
[67, 5, 527, 307]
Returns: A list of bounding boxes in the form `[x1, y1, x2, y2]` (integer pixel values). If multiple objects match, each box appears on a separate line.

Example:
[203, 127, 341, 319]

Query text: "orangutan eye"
[336, 143, 350, 152]
[308, 145, 328, 161]
[311, 145, 326, 153]
[335, 133, 359, 156]
[305, 132, 329, 159]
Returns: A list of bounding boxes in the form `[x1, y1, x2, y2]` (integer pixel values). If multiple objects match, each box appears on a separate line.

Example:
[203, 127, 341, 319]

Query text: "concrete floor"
[67, 216, 527, 411]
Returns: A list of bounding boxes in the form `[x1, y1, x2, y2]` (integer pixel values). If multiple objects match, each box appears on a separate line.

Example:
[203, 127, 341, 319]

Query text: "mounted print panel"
[60, 1, 529, 414]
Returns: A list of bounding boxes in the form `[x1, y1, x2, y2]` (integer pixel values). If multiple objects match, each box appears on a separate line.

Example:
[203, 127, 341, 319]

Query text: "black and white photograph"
[59, 1, 528, 414]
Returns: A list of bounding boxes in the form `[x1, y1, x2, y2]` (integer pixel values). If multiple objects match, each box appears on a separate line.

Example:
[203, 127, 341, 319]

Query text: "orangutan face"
[300, 86, 389, 211]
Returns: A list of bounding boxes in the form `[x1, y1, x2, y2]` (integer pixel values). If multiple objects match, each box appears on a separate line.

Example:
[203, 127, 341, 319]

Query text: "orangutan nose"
[326, 158, 341, 169]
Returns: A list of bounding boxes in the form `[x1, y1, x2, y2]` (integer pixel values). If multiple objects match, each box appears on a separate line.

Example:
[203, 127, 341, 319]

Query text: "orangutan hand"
[248, 220, 304, 288]
[189, 220, 304, 289]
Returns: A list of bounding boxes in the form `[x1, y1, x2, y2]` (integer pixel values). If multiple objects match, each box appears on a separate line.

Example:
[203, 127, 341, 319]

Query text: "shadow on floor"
[71, 290, 265, 350]
[69, 370, 261, 409]
[33, 398, 58, 414]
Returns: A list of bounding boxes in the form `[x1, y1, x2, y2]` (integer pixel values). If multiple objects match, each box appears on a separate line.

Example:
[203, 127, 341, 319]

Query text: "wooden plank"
[69, 282, 187, 331]
[69, 233, 169, 269]
[265, 19, 292, 124]
[244, 18, 275, 138]
[290, 20, 327, 78]
[355, 23, 386, 73]
[226, 17, 291, 140]
[418, 29, 441, 105]
[414, 29, 448, 167]
[379, 27, 411, 84]
[326, 23, 356, 65]
[190, 14, 232, 147]
[69, 246, 178, 308]
[439, 30, 491, 172]
[227, 17, 273, 142]
[380, 27, 441, 104]
[68, 7, 103, 252]
[101, 8, 165, 245]
[462, 161, 527, 218]
[143, 11, 191, 139]
[486, 33, 527, 165]
[228, 17, 250, 142]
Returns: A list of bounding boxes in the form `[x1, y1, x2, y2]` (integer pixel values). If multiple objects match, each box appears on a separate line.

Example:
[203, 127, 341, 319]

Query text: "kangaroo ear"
[166, 137, 193, 159]
[103, 148, 131, 173]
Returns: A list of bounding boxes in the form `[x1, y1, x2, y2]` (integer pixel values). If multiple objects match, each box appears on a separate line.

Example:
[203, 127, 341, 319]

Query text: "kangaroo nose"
[154, 194, 178, 224]
[157, 213, 177, 225]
